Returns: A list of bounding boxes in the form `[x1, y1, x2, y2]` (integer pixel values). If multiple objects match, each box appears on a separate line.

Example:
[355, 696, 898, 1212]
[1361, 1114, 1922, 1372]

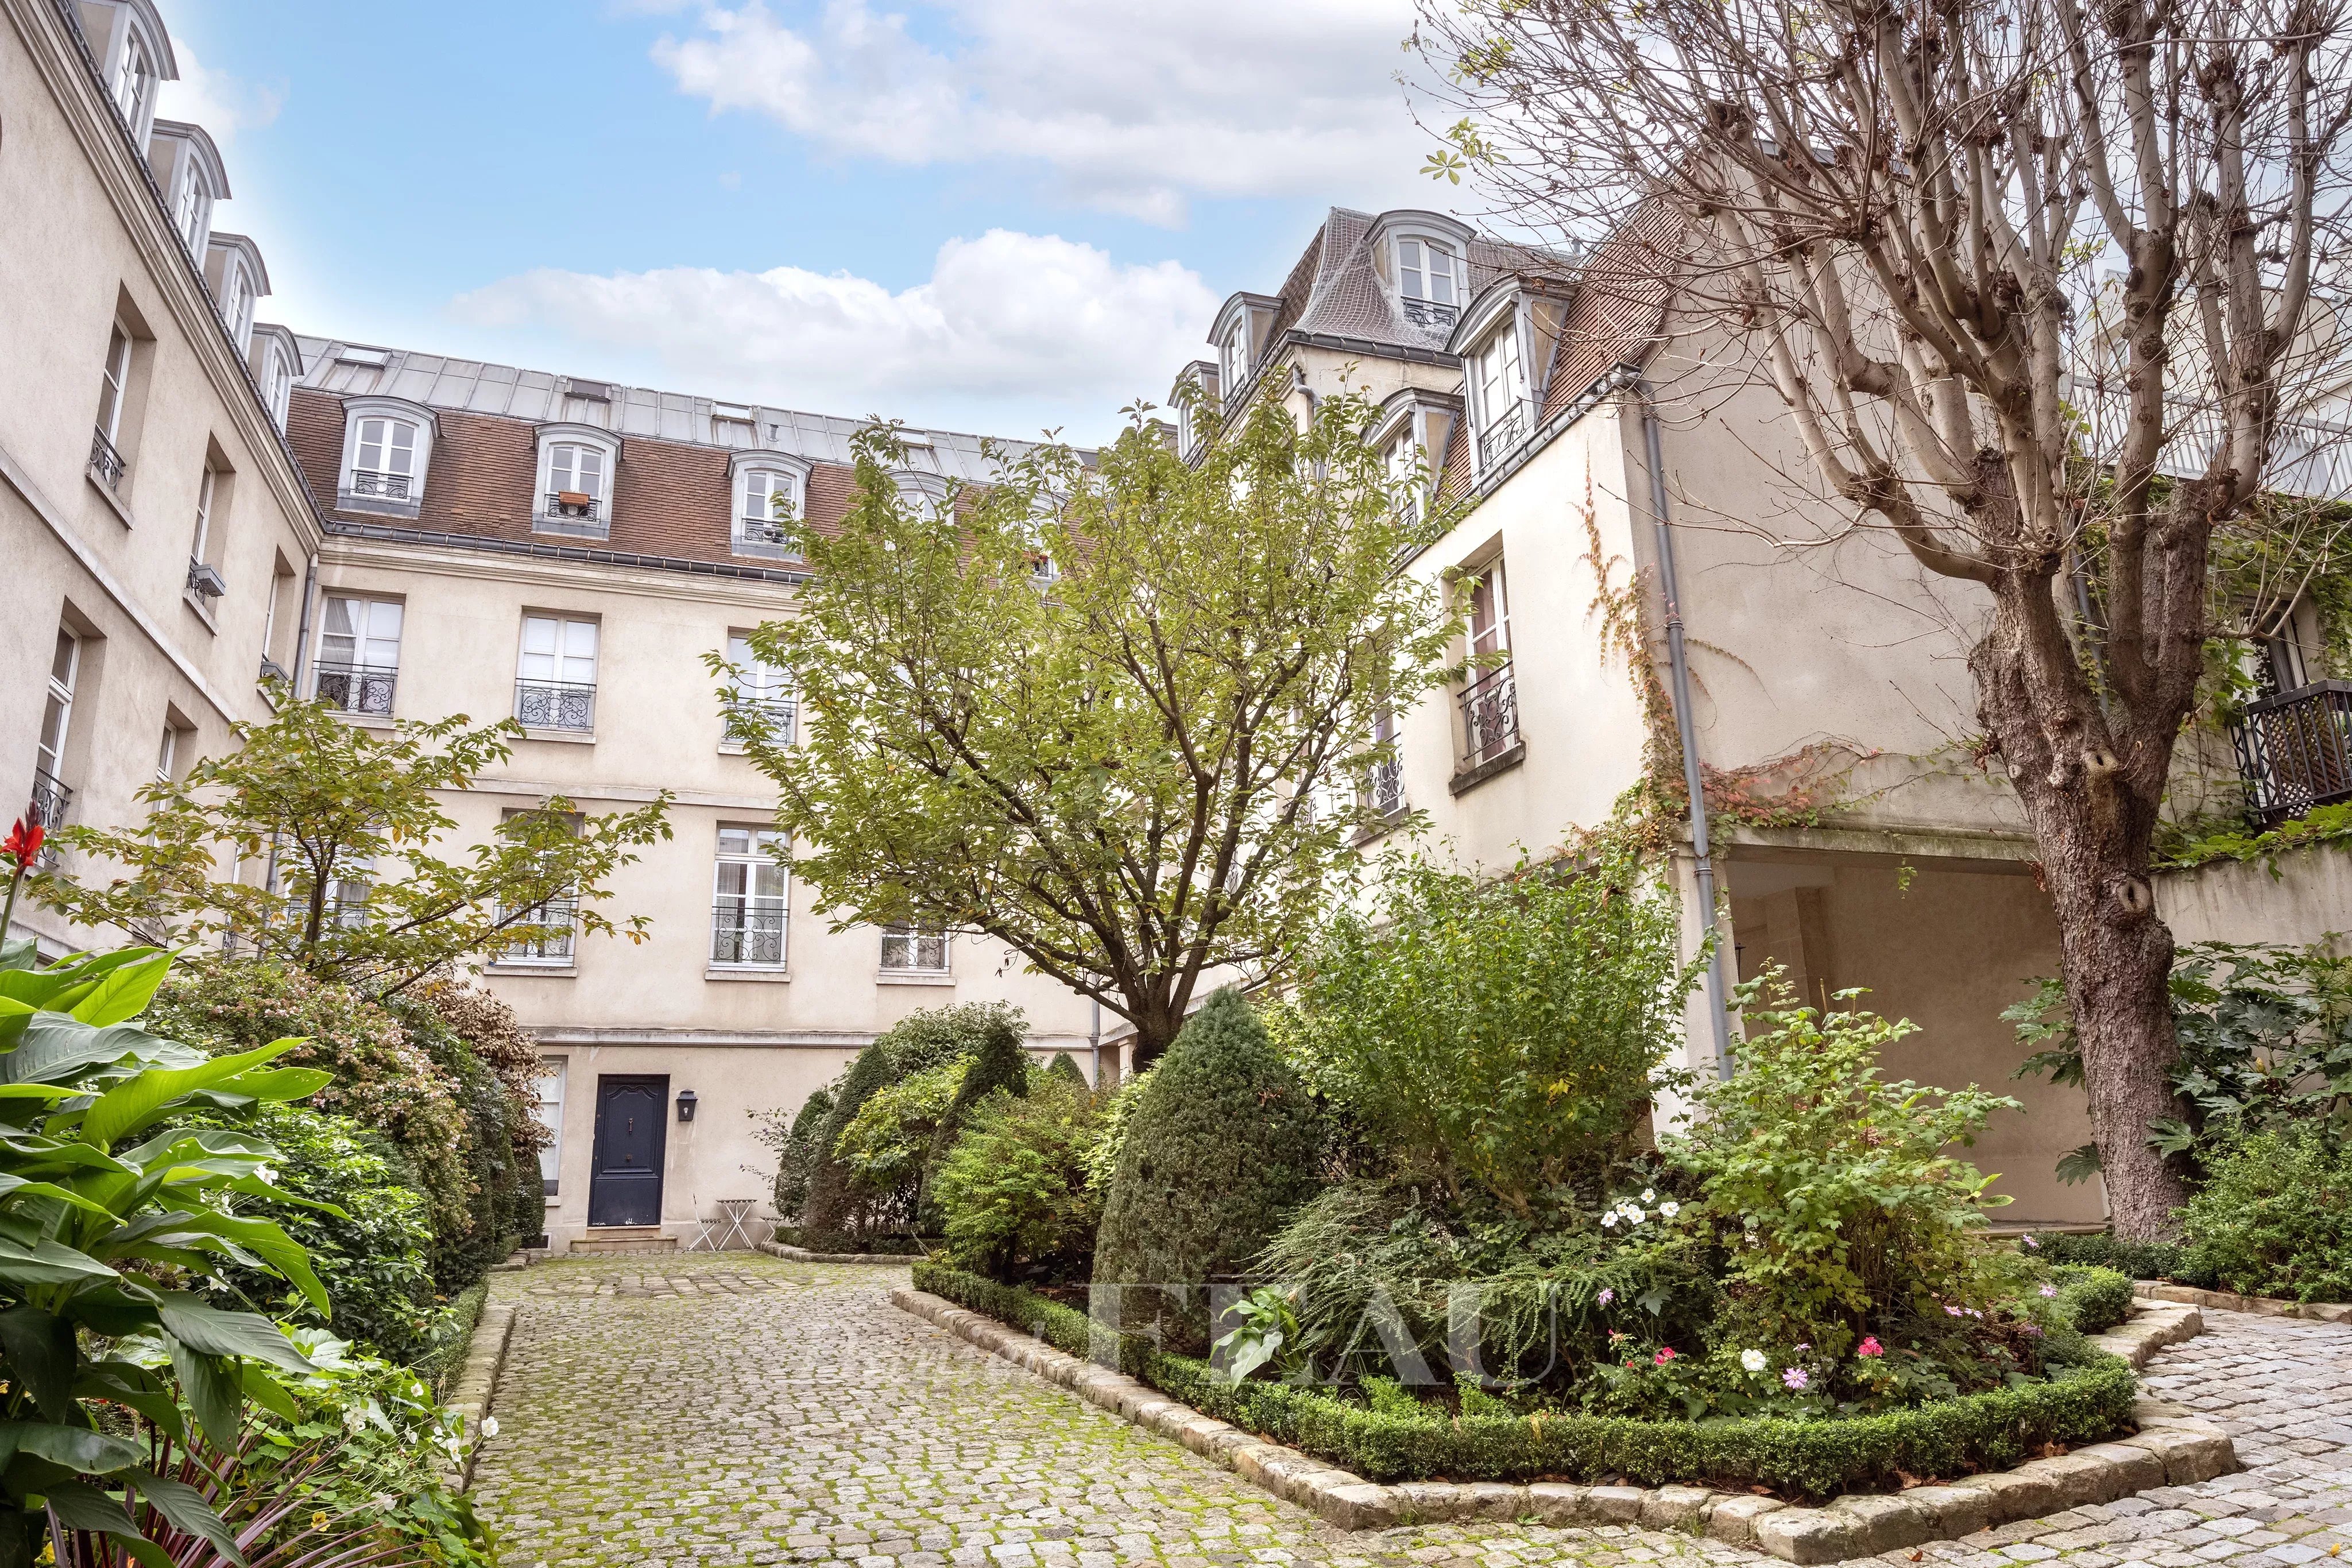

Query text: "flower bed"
[910, 1261, 2140, 1500]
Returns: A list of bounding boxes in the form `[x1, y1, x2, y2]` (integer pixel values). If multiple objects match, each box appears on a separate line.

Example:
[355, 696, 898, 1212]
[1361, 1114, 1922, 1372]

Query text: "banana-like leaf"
[156, 1213, 329, 1315]
[213, 1066, 331, 1104]
[0, 1016, 171, 1088]
[80, 1041, 293, 1151]
[0, 934, 37, 973]
[238, 1362, 299, 1424]
[42, 1481, 175, 1568]
[127, 1469, 246, 1567]
[0, 1175, 120, 1221]
[117, 1128, 275, 1166]
[155, 1294, 314, 1372]
[11, 1423, 145, 1474]
[64, 953, 172, 1028]
[57, 1283, 158, 1339]
[0, 1236, 118, 1286]
[166, 1339, 242, 1451]
[0, 1137, 134, 1178]
[0, 1309, 75, 1421]
[74, 1362, 184, 1442]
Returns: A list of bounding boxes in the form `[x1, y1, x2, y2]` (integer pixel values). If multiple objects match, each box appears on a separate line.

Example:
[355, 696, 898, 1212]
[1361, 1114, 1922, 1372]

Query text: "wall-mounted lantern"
[675, 1088, 698, 1123]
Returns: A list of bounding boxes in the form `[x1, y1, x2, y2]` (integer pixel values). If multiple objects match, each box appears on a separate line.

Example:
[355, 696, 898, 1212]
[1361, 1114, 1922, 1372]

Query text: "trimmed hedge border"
[901, 1264, 2237, 1563]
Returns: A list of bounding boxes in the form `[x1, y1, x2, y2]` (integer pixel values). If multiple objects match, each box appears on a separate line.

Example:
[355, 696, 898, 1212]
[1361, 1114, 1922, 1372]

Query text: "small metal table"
[698, 1197, 759, 1252]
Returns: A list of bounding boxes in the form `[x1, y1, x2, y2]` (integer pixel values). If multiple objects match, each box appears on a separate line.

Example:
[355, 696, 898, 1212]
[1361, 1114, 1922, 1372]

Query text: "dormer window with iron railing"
[730, 454, 808, 560]
[1396, 236, 1464, 331]
[1471, 320, 1530, 471]
[532, 425, 620, 540]
[336, 397, 434, 520]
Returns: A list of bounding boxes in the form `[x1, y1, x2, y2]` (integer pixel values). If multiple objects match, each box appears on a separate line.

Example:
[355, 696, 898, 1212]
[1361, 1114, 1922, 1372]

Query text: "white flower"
[1740, 1348, 1768, 1373]
[411, 1381, 426, 1397]
[1641, 1188, 1656, 1203]
[1659, 1201, 1681, 1219]
[256, 1165, 276, 1183]
[480, 1416, 500, 1438]
[1623, 1206, 1645, 1225]
[1601, 1211, 1618, 1229]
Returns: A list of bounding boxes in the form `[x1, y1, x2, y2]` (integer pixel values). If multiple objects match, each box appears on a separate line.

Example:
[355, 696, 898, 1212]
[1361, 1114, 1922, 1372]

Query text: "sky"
[153, 0, 1452, 443]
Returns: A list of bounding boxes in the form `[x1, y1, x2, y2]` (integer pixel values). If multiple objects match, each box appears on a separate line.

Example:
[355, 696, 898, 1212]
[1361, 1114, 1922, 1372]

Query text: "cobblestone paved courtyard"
[469, 1255, 2352, 1568]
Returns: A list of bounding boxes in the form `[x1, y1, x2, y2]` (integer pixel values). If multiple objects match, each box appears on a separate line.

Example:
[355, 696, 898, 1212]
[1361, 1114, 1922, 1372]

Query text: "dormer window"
[335, 396, 436, 520]
[205, 234, 269, 355]
[1220, 322, 1250, 400]
[149, 122, 227, 260]
[892, 469, 950, 522]
[532, 424, 621, 539]
[730, 453, 809, 560]
[1470, 320, 1529, 469]
[247, 326, 300, 431]
[92, 1, 175, 152]
[113, 30, 154, 137]
[1397, 238, 1463, 330]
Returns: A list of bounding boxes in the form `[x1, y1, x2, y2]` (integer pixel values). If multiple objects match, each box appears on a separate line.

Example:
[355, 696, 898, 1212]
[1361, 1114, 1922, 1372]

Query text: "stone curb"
[444, 1299, 517, 1492]
[757, 1240, 926, 1265]
[2134, 1279, 2352, 1324]
[891, 1287, 2237, 1563]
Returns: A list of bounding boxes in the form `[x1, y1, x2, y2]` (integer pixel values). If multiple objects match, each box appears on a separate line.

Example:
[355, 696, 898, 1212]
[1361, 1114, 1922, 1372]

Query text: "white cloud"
[449, 229, 1217, 437]
[152, 38, 281, 150]
[649, 0, 1430, 224]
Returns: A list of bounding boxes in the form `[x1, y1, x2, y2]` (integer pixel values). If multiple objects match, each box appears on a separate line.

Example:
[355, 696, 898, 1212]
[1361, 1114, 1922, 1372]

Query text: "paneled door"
[587, 1075, 668, 1228]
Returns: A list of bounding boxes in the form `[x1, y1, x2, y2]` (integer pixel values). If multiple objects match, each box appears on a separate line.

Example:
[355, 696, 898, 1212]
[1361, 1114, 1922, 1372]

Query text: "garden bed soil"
[895, 1274, 2238, 1565]
[2133, 1279, 2352, 1324]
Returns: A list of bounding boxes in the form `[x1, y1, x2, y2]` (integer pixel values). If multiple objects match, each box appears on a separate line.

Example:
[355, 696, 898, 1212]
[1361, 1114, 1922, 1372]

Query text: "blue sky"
[154, 0, 1446, 442]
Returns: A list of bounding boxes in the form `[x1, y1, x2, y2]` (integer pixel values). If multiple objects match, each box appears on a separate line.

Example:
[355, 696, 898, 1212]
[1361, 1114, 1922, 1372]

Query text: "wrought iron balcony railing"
[498, 898, 578, 963]
[1401, 297, 1460, 331]
[516, 679, 596, 732]
[349, 469, 412, 500]
[711, 901, 788, 966]
[2231, 679, 2352, 826]
[537, 493, 609, 539]
[723, 696, 796, 747]
[88, 427, 125, 491]
[1459, 661, 1521, 766]
[315, 661, 397, 717]
[1477, 402, 1530, 470]
[544, 491, 602, 520]
[28, 767, 69, 867]
[1365, 756, 1405, 818]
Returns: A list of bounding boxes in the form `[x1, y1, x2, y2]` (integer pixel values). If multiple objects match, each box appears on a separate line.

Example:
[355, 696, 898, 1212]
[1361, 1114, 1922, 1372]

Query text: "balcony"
[734, 517, 800, 561]
[1458, 662, 1521, 766]
[28, 767, 69, 867]
[499, 897, 578, 965]
[1477, 402, 1531, 471]
[1401, 297, 1460, 332]
[723, 695, 796, 748]
[315, 661, 397, 718]
[711, 901, 787, 967]
[516, 679, 595, 733]
[537, 491, 608, 539]
[2231, 680, 2352, 827]
[88, 427, 125, 493]
[349, 470, 412, 501]
[1365, 756, 1405, 819]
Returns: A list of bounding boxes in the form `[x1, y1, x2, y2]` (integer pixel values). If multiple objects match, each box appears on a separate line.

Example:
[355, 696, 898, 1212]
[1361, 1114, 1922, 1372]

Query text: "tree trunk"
[1971, 583, 2191, 1239]
[1125, 1002, 1181, 1074]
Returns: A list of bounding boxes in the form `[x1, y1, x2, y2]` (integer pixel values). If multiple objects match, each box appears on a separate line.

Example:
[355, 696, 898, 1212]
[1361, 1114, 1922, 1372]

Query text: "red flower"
[2, 818, 41, 868]
[1858, 1335, 1884, 1358]
[1654, 1347, 1678, 1365]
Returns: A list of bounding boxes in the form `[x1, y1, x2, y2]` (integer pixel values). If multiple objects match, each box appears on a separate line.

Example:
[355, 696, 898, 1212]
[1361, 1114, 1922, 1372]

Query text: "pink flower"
[1654, 1347, 1678, 1365]
[1597, 1288, 1615, 1306]
[2039, 1284, 2059, 1298]
[1782, 1366, 1809, 1391]
[1858, 1336, 1883, 1358]
[1944, 1304, 1964, 1317]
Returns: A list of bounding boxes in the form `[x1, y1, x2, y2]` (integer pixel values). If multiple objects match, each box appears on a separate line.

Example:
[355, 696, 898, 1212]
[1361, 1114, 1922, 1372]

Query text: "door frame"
[586, 1073, 669, 1228]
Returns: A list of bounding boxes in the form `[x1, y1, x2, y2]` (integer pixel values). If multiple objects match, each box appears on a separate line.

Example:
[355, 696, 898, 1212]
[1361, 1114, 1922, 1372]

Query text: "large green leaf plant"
[0, 930, 340, 1568]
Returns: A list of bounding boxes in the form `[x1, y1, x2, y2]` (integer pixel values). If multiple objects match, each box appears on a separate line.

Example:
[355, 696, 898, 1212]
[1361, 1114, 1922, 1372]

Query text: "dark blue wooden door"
[587, 1075, 668, 1227]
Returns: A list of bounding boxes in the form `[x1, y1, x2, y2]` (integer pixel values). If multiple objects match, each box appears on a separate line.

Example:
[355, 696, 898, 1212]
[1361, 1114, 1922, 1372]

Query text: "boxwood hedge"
[912, 1261, 2140, 1499]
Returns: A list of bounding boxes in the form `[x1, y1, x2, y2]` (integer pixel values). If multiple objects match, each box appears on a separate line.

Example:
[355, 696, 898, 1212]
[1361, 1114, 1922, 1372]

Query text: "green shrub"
[835, 1058, 968, 1212]
[802, 1041, 904, 1233]
[928, 1008, 1030, 1177]
[413, 1278, 492, 1395]
[911, 1261, 2137, 1499]
[1092, 989, 1324, 1351]
[2179, 1129, 2352, 1302]
[1669, 970, 2028, 1361]
[764, 1086, 836, 1218]
[935, 1074, 1104, 1281]
[1045, 1052, 1089, 1086]
[1278, 848, 1694, 1215]
[2025, 1230, 2215, 1287]
[1082, 1067, 1152, 1198]
[2048, 1265, 2136, 1335]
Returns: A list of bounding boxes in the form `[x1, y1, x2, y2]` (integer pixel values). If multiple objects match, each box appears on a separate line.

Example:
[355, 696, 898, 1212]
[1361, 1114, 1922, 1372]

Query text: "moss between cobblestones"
[913, 1261, 2142, 1500]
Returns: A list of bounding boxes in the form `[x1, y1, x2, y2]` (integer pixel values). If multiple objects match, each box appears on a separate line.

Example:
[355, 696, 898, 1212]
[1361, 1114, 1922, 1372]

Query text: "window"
[91, 326, 131, 489]
[326, 853, 372, 931]
[112, 29, 153, 132]
[1472, 323, 1529, 469]
[351, 417, 417, 501]
[711, 826, 788, 968]
[734, 463, 804, 557]
[218, 265, 250, 347]
[261, 564, 295, 682]
[500, 894, 577, 964]
[336, 398, 435, 518]
[516, 615, 598, 731]
[1220, 321, 1250, 400]
[1386, 430, 1425, 526]
[316, 596, 401, 716]
[172, 164, 211, 255]
[1364, 708, 1405, 818]
[264, 351, 292, 429]
[1459, 559, 1519, 765]
[33, 629, 78, 834]
[1396, 237, 1462, 328]
[185, 464, 226, 605]
[548, 443, 604, 504]
[881, 923, 949, 974]
[722, 633, 794, 748]
[892, 470, 949, 522]
[532, 426, 620, 537]
[536, 1059, 566, 1196]
[154, 724, 178, 785]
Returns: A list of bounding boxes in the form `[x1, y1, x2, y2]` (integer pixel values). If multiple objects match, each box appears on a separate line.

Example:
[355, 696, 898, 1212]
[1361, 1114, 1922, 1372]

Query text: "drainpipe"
[289, 553, 319, 694]
[1090, 997, 1101, 1089]
[1635, 382, 1735, 1079]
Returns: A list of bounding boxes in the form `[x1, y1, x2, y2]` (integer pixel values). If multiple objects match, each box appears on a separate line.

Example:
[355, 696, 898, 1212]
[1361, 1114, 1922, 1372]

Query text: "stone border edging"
[444, 1299, 516, 1491]
[890, 1286, 2237, 1565]
[2135, 1279, 2352, 1324]
[758, 1240, 927, 1265]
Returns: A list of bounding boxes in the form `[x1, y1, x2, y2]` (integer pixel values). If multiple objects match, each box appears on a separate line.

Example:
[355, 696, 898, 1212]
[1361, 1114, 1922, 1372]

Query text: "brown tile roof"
[1539, 204, 1681, 420]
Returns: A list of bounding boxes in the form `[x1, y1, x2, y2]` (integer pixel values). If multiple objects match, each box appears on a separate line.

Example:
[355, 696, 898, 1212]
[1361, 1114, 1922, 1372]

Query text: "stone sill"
[87, 468, 136, 528]
[705, 965, 789, 983]
[486, 963, 575, 978]
[889, 1288, 2231, 1563]
[1448, 741, 1525, 797]
[519, 727, 595, 746]
[877, 970, 954, 986]
[758, 1240, 916, 1266]
[2134, 1279, 2352, 1323]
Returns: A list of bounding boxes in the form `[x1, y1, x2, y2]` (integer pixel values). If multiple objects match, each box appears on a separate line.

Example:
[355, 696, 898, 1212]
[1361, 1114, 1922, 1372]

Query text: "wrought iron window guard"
[28, 768, 69, 867]
[544, 491, 602, 520]
[2231, 679, 2352, 827]
[710, 901, 788, 966]
[1402, 298, 1460, 331]
[1477, 402, 1531, 470]
[315, 661, 397, 717]
[499, 897, 578, 963]
[1458, 661, 1521, 766]
[88, 427, 125, 491]
[1365, 756, 1405, 817]
[516, 679, 596, 732]
[349, 470, 412, 500]
[723, 696, 796, 746]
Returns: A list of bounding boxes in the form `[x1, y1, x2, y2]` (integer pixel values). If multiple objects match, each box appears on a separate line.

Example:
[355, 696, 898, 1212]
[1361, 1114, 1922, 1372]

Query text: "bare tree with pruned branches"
[1414, 0, 2352, 1235]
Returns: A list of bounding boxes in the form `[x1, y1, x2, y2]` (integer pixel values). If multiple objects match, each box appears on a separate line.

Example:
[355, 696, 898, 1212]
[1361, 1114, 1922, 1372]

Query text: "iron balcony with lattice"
[1365, 756, 1405, 818]
[516, 679, 595, 732]
[349, 469, 411, 501]
[87, 427, 125, 492]
[1477, 402, 1530, 471]
[711, 901, 787, 967]
[2231, 679, 2352, 827]
[315, 661, 396, 717]
[537, 491, 608, 540]
[1458, 662, 1520, 766]
[28, 768, 70, 868]
[723, 695, 796, 748]
[499, 898, 578, 964]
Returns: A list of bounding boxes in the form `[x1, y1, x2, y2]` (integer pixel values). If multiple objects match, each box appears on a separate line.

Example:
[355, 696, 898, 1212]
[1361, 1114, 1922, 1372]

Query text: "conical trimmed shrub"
[1044, 1052, 1088, 1086]
[1090, 988, 1322, 1352]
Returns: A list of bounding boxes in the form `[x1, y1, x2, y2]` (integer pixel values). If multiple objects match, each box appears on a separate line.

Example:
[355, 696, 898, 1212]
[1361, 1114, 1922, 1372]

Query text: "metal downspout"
[1635, 382, 1735, 1078]
[289, 554, 319, 693]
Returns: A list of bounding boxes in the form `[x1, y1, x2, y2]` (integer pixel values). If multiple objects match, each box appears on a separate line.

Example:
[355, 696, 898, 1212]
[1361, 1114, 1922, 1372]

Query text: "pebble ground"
[467, 1255, 2352, 1568]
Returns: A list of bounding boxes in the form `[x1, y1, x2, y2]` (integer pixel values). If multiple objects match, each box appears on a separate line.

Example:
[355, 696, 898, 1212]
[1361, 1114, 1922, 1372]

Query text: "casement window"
[1471, 322, 1529, 468]
[185, 464, 226, 606]
[326, 853, 373, 931]
[1459, 558, 1519, 765]
[722, 632, 794, 748]
[1396, 237, 1463, 328]
[532, 425, 621, 538]
[711, 825, 789, 968]
[881, 922, 949, 974]
[154, 725, 178, 785]
[516, 614, 598, 731]
[353, 419, 417, 501]
[90, 326, 133, 491]
[112, 30, 153, 133]
[264, 352, 292, 429]
[731, 458, 808, 559]
[33, 629, 79, 835]
[496, 811, 579, 966]
[1386, 431, 1424, 525]
[892, 470, 949, 523]
[536, 1059, 566, 1196]
[336, 397, 435, 518]
[1364, 707, 1405, 818]
[314, 595, 401, 717]
[172, 164, 212, 255]
[1220, 321, 1250, 400]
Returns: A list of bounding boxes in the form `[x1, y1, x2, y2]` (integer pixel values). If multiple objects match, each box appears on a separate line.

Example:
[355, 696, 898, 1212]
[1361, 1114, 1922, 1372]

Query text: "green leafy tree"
[724, 394, 1457, 1067]
[933, 1074, 1104, 1284]
[36, 699, 672, 998]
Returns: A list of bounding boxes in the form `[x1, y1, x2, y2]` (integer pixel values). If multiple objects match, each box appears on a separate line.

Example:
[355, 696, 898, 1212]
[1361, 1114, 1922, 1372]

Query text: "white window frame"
[190, 464, 216, 566]
[722, 632, 795, 750]
[313, 595, 403, 717]
[37, 629, 79, 793]
[710, 824, 790, 970]
[1220, 320, 1250, 401]
[335, 397, 436, 518]
[1395, 235, 1464, 320]
[532, 424, 621, 538]
[494, 810, 580, 967]
[154, 723, 179, 785]
[728, 452, 810, 559]
[891, 469, 950, 522]
[1469, 316, 1529, 467]
[515, 614, 599, 732]
[96, 326, 132, 444]
[880, 922, 950, 975]
[113, 28, 153, 133]
[172, 162, 212, 256]
[536, 1058, 566, 1197]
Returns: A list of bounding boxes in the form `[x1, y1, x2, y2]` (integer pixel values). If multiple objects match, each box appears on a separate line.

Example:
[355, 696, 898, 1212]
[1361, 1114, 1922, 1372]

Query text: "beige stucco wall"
[1, 0, 318, 956]
[2154, 846, 2352, 949]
